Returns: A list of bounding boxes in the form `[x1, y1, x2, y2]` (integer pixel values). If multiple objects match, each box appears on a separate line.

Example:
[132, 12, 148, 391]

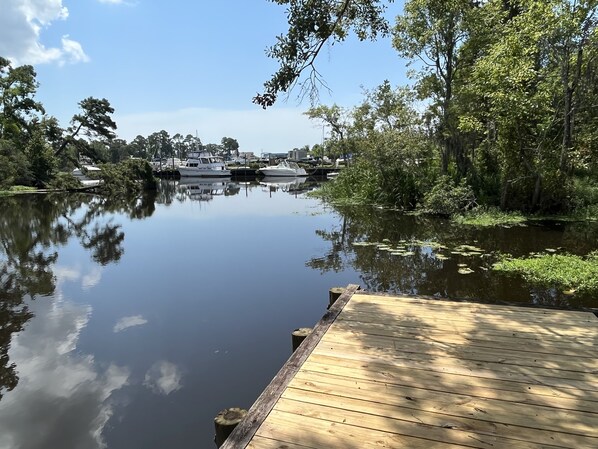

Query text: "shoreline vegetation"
[493, 252, 598, 295]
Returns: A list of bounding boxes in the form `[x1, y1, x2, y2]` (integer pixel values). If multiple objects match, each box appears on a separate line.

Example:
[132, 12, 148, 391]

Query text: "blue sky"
[1, 0, 409, 154]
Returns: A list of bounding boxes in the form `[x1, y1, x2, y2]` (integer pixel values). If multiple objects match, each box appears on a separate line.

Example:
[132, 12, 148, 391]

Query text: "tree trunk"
[500, 176, 509, 210]
[531, 174, 542, 210]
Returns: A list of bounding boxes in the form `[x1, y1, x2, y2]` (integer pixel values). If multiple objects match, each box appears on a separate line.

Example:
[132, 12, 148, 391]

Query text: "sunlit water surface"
[1, 178, 596, 448]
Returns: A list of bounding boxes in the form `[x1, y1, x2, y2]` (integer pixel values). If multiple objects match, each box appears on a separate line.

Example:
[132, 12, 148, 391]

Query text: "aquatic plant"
[493, 252, 598, 293]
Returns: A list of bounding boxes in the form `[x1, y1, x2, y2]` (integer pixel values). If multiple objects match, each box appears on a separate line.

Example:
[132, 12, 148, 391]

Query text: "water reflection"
[143, 361, 183, 396]
[310, 205, 598, 308]
[0, 288, 130, 449]
[177, 178, 240, 202]
[113, 315, 148, 333]
[1, 181, 596, 449]
[0, 192, 155, 400]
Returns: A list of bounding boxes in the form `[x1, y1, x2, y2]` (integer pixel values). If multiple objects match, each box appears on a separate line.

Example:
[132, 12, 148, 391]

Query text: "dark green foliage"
[46, 172, 82, 191]
[26, 126, 57, 187]
[98, 159, 157, 197]
[421, 176, 476, 216]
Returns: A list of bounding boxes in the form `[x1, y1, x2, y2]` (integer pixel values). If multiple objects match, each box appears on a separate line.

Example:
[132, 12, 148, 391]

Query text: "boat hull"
[177, 167, 231, 177]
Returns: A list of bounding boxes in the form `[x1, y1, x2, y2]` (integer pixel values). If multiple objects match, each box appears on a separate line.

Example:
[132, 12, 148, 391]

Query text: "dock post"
[291, 327, 312, 352]
[328, 287, 345, 308]
[214, 407, 247, 448]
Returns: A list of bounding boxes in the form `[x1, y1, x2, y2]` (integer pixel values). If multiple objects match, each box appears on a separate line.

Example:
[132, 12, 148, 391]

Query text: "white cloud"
[115, 106, 324, 154]
[60, 35, 90, 65]
[143, 361, 183, 396]
[0, 0, 88, 66]
[113, 315, 148, 333]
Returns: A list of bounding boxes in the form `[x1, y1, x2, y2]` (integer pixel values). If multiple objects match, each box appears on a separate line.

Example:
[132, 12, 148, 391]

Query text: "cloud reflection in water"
[0, 296, 130, 449]
[113, 315, 148, 333]
[143, 361, 183, 396]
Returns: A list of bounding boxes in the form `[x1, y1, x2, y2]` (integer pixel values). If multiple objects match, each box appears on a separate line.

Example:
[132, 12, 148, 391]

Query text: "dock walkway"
[222, 285, 598, 448]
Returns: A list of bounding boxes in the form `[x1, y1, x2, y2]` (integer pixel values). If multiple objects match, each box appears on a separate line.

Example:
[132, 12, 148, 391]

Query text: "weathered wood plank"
[301, 357, 598, 404]
[320, 329, 598, 372]
[330, 319, 596, 357]
[278, 391, 597, 449]
[312, 340, 598, 387]
[350, 293, 598, 323]
[338, 308, 598, 340]
[256, 409, 470, 449]
[287, 372, 598, 437]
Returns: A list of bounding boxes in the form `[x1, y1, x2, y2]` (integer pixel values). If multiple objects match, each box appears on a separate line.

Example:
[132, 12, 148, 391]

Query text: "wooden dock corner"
[221, 285, 598, 449]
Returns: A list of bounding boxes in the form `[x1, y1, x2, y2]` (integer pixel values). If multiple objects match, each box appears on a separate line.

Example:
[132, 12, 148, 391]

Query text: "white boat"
[177, 151, 231, 177]
[257, 160, 308, 177]
[72, 165, 102, 186]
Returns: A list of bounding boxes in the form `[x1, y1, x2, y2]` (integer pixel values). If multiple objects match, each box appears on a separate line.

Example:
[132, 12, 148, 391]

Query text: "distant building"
[288, 148, 308, 161]
[239, 151, 256, 160]
[262, 152, 287, 161]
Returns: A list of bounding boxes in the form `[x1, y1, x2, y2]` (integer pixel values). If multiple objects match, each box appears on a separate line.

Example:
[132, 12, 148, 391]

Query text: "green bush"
[421, 176, 476, 216]
[99, 159, 157, 196]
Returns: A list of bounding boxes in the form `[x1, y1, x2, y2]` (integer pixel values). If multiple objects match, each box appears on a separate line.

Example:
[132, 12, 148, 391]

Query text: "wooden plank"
[348, 292, 597, 319]
[301, 357, 598, 404]
[279, 390, 598, 449]
[351, 293, 598, 323]
[342, 302, 598, 335]
[294, 365, 598, 414]
[219, 284, 360, 449]
[287, 371, 598, 437]
[255, 409, 471, 449]
[330, 319, 596, 357]
[247, 435, 317, 449]
[320, 329, 598, 372]
[337, 309, 598, 341]
[312, 340, 598, 386]
[309, 348, 598, 392]
[336, 312, 598, 346]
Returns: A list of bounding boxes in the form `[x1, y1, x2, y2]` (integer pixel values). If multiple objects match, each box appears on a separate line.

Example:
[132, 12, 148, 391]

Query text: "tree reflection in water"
[0, 191, 156, 400]
[308, 204, 598, 308]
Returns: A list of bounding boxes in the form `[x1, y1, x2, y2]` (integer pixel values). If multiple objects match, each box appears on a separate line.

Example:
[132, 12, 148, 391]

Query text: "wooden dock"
[222, 285, 598, 449]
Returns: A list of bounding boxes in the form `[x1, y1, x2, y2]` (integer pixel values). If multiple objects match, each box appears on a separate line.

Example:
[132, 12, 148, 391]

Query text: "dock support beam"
[214, 407, 247, 448]
[291, 327, 312, 352]
[328, 287, 345, 308]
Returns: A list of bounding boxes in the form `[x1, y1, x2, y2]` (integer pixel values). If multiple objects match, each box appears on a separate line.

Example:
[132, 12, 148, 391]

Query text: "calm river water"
[1, 178, 596, 449]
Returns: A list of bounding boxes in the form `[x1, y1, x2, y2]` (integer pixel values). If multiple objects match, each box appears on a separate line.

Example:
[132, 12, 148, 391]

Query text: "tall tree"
[0, 57, 44, 140]
[55, 97, 117, 164]
[221, 137, 239, 157]
[549, 0, 597, 172]
[305, 104, 352, 162]
[393, 0, 474, 175]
